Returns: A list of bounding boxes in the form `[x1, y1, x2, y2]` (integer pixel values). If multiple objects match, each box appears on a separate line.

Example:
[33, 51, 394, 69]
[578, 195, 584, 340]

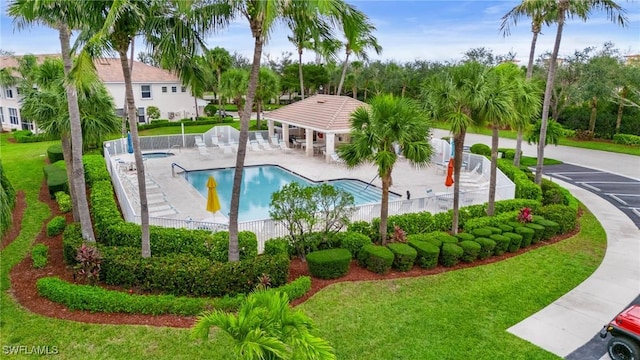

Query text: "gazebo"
[264, 94, 369, 163]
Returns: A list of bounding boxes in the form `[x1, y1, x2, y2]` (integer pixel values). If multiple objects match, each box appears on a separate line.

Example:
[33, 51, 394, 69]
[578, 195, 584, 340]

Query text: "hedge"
[490, 234, 510, 255]
[306, 249, 351, 279]
[209, 231, 258, 262]
[458, 241, 481, 263]
[536, 204, 577, 234]
[497, 224, 513, 233]
[455, 233, 475, 242]
[497, 159, 542, 201]
[525, 223, 545, 244]
[387, 243, 417, 271]
[43, 163, 67, 199]
[440, 243, 463, 267]
[535, 219, 560, 239]
[514, 226, 535, 247]
[357, 245, 394, 274]
[502, 232, 523, 253]
[12, 130, 51, 143]
[36, 275, 311, 315]
[470, 143, 491, 156]
[338, 231, 373, 258]
[263, 237, 293, 258]
[486, 226, 502, 234]
[83, 155, 111, 185]
[46, 216, 67, 237]
[471, 228, 493, 238]
[47, 144, 64, 163]
[613, 133, 640, 146]
[32, 244, 48, 269]
[474, 237, 496, 260]
[55, 191, 72, 213]
[407, 239, 440, 269]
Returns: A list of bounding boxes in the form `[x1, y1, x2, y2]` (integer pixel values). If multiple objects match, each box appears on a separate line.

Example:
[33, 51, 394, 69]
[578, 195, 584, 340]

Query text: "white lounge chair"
[220, 144, 233, 155]
[194, 136, 206, 147]
[330, 153, 345, 164]
[210, 136, 220, 148]
[279, 141, 293, 154]
[250, 142, 264, 152]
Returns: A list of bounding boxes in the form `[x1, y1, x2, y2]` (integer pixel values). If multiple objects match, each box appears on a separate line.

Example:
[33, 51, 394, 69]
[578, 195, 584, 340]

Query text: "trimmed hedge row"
[43, 162, 67, 199]
[407, 239, 440, 269]
[12, 130, 51, 143]
[47, 144, 64, 163]
[613, 133, 640, 146]
[306, 249, 351, 279]
[387, 243, 417, 271]
[497, 159, 542, 201]
[36, 275, 312, 315]
[357, 245, 394, 274]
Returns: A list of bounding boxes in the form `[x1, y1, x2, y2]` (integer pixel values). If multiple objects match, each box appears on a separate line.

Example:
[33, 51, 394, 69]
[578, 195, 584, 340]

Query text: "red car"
[601, 305, 640, 360]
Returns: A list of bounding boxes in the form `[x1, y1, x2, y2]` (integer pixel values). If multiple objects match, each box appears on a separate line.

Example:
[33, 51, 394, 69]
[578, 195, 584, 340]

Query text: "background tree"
[254, 67, 280, 130]
[205, 47, 233, 111]
[527, 119, 564, 146]
[337, 94, 432, 243]
[219, 68, 249, 117]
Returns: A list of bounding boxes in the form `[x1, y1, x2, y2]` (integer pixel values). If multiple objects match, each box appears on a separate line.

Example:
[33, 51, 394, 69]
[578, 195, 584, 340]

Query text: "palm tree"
[219, 68, 249, 119]
[335, 5, 381, 96]
[534, 0, 627, 184]
[205, 47, 233, 110]
[8, 0, 101, 241]
[500, 0, 556, 167]
[79, 0, 224, 256]
[527, 119, 564, 147]
[255, 67, 280, 130]
[179, 55, 211, 119]
[337, 94, 432, 244]
[421, 62, 488, 234]
[192, 290, 336, 360]
[0, 161, 16, 237]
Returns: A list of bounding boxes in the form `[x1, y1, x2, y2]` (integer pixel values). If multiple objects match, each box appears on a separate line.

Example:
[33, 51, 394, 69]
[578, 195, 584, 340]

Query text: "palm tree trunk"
[451, 131, 466, 234]
[515, 28, 540, 167]
[119, 48, 151, 258]
[229, 29, 264, 262]
[616, 87, 627, 133]
[336, 52, 350, 96]
[256, 101, 261, 130]
[487, 125, 499, 216]
[536, 4, 566, 185]
[298, 49, 305, 100]
[380, 173, 391, 245]
[588, 96, 598, 133]
[60, 135, 78, 220]
[217, 69, 223, 110]
[194, 95, 199, 118]
[59, 23, 95, 242]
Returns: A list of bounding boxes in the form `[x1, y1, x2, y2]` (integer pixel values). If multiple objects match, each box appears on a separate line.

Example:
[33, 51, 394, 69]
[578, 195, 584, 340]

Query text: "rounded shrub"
[263, 237, 293, 258]
[471, 228, 493, 238]
[407, 239, 440, 269]
[486, 226, 502, 234]
[525, 223, 545, 244]
[470, 143, 491, 156]
[455, 233, 475, 242]
[424, 236, 442, 248]
[435, 233, 458, 245]
[440, 243, 463, 267]
[46, 216, 67, 237]
[473, 237, 496, 260]
[47, 144, 64, 163]
[507, 221, 524, 229]
[489, 234, 510, 256]
[514, 227, 534, 247]
[458, 241, 481, 263]
[306, 249, 351, 279]
[338, 231, 373, 258]
[536, 204, 577, 233]
[208, 231, 258, 262]
[357, 245, 394, 274]
[502, 232, 523, 253]
[32, 243, 49, 269]
[497, 224, 513, 233]
[536, 219, 560, 239]
[387, 243, 417, 272]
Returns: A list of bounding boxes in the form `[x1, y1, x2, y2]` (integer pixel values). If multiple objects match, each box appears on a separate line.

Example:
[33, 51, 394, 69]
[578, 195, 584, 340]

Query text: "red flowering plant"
[517, 207, 533, 224]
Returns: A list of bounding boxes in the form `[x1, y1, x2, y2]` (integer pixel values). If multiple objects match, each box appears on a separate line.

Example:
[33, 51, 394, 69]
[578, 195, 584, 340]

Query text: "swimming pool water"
[142, 152, 175, 159]
[185, 165, 399, 221]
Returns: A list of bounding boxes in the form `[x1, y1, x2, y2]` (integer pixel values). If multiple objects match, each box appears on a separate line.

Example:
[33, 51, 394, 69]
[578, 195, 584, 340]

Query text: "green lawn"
[0, 132, 606, 359]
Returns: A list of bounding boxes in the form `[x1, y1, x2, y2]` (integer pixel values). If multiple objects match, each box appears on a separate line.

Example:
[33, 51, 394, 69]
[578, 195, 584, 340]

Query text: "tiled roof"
[265, 94, 368, 133]
[0, 55, 179, 83]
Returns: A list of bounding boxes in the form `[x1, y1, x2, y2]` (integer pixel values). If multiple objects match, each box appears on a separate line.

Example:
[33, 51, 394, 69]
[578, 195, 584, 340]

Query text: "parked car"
[601, 305, 640, 360]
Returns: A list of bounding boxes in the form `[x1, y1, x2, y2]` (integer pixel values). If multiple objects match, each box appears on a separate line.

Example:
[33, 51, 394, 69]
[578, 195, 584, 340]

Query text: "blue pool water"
[185, 165, 399, 221]
[143, 152, 175, 159]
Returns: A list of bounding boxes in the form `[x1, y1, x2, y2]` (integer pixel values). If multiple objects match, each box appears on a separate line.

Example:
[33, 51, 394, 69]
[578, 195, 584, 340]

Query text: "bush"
[470, 143, 491, 156]
[83, 155, 111, 185]
[208, 231, 258, 262]
[338, 231, 372, 258]
[497, 159, 542, 201]
[357, 245, 394, 274]
[433, 232, 458, 245]
[471, 228, 493, 238]
[74, 244, 102, 284]
[613, 133, 640, 146]
[458, 241, 481, 263]
[306, 249, 351, 279]
[497, 224, 513, 233]
[387, 243, 417, 271]
[489, 234, 510, 255]
[525, 223, 545, 244]
[47, 144, 65, 163]
[43, 163, 67, 199]
[264, 237, 293, 257]
[486, 226, 502, 234]
[62, 223, 83, 265]
[440, 243, 463, 267]
[346, 221, 374, 239]
[515, 226, 535, 247]
[455, 233, 475, 242]
[32, 244, 48, 269]
[12, 130, 50, 143]
[535, 219, 560, 239]
[536, 204, 577, 234]
[407, 239, 440, 269]
[46, 216, 67, 237]
[502, 232, 523, 253]
[473, 238, 496, 260]
[54, 191, 72, 213]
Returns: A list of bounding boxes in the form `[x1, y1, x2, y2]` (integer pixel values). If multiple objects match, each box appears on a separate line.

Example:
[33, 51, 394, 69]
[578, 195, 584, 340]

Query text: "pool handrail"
[171, 163, 189, 178]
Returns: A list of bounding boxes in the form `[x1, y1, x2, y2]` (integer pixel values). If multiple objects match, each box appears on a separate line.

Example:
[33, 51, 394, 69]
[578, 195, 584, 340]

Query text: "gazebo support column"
[267, 120, 275, 142]
[305, 128, 313, 157]
[325, 133, 335, 163]
[282, 124, 290, 147]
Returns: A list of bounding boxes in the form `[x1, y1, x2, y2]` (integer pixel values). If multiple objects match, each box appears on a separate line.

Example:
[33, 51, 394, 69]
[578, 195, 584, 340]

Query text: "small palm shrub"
[387, 243, 417, 271]
[357, 245, 394, 274]
[306, 249, 351, 279]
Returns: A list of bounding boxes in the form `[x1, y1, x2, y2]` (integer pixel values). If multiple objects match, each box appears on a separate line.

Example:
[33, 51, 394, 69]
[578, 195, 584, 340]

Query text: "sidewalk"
[431, 129, 640, 357]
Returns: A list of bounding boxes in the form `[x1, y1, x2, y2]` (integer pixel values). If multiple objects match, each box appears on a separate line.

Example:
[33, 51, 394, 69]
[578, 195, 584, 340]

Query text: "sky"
[0, 0, 639, 65]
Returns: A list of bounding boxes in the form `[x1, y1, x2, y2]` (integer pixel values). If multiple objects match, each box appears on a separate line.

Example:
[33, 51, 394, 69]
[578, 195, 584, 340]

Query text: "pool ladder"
[171, 163, 188, 178]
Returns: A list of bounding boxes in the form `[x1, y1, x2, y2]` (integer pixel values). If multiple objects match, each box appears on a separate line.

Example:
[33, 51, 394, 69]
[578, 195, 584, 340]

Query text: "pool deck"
[113, 146, 461, 224]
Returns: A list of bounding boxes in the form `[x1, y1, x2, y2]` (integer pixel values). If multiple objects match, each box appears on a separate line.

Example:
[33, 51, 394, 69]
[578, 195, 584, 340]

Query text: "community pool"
[143, 152, 175, 159]
[184, 165, 399, 221]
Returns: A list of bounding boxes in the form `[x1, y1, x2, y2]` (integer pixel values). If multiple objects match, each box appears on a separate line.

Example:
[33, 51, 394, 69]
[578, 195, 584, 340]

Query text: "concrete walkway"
[432, 129, 640, 358]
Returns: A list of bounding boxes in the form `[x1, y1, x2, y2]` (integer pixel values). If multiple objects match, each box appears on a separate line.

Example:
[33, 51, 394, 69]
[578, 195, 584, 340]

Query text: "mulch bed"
[3, 180, 579, 328]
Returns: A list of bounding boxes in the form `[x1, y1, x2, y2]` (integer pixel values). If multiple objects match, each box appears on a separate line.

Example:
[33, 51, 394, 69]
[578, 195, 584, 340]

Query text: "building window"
[115, 108, 124, 117]
[181, 86, 187, 93]
[171, 86, 177, 93]
[141, 85, 151, 99]
[9, 108, 19, 125]
[5, 88, 13, 99]
[162, 86, 167, 93]
[0, 107, 4, 123]
[137, 107, 145, 123]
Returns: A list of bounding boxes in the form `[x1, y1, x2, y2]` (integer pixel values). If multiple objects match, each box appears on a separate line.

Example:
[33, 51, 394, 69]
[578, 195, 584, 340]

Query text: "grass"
[433, 122, 640, 156]
[0, 132, 606, 359]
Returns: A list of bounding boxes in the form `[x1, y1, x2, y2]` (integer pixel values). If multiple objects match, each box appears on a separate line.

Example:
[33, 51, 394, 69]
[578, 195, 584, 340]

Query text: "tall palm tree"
[335, 5, 381, 96]
[219, 68, 249, 119]
[500, 0, 556, 167]
[79, 0, 224, 257]
[421, 62, 488, 234]
[535, 0, 627, 184]
[205, 46, 233, 110]
[192, 290, 336, 359]
[255, 67, 280, 130]
[337, 94, 432, 244]
[179, 55, 211, 119]
[8, 0, 101, 241]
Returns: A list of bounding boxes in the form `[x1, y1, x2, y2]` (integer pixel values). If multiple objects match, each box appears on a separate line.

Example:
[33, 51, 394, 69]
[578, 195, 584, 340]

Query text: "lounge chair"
[250, 142, 264, 152]
[279, 141, 293, 154]
[210, 136, 220, 148]
[330, 153, 345, 164]
[194, 136, 206, 147]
